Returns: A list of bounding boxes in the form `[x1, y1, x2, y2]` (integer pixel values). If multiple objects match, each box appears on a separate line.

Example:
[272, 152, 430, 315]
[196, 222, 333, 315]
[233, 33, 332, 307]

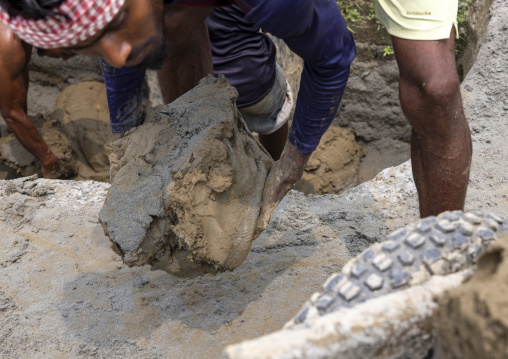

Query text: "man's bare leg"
[158, 6, 213, 103]
[392, 29, 472, 217]
[258, 122, 289, 161]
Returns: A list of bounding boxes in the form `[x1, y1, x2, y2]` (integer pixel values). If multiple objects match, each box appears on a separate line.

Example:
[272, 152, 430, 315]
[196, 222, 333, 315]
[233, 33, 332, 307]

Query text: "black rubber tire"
[292, 210, 508, 325]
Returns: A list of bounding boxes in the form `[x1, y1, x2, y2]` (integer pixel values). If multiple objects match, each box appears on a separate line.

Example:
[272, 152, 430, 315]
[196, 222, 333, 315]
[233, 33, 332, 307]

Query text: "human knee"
[401, 69, 467, 148]
[239, 65, 292, 135]
[423, 71, 460, 107]
[402, 70, 460, 111]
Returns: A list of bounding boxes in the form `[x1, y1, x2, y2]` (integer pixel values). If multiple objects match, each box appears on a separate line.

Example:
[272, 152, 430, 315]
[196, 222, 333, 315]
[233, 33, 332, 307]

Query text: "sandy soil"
[0, 79, 368, 195]
[0, 1, 504, 356]
[0, 76, 423, 359]
[53, 81, 112, 182]
[437, 236, 508, 359]
[433, 2, 508, 356]
[0, 162, 17, 179]
[297, 125, 365, 195]
[358, 138, 410, 183]
[0, 113, 75, 178]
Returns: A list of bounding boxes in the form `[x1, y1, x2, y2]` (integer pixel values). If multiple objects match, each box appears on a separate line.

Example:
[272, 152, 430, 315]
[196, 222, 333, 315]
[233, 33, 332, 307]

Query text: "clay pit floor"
[2, 1, 508, 357]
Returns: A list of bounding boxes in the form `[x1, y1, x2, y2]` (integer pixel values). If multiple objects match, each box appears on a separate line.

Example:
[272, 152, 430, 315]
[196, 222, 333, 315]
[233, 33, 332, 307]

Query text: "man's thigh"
[375, 0, 460, 88]
[391, 30, 456, 85]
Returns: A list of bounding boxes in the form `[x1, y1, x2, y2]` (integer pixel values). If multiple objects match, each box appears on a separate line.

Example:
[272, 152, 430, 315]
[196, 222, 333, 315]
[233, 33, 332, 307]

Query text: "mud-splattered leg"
[392, 28, 472, 218]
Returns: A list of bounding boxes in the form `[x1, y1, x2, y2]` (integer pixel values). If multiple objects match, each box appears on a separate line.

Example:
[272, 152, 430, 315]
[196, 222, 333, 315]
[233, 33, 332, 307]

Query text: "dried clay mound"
[437, 235, 508, 359]
[99, 76, 273, 277]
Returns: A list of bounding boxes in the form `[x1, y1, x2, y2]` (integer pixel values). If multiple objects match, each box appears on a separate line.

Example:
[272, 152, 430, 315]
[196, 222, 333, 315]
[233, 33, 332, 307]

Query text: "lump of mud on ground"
[51, 81, 112, 182]
[437, 235, 508, 359]
[296, 125, 364, 195]
[99, 75, 273, 277]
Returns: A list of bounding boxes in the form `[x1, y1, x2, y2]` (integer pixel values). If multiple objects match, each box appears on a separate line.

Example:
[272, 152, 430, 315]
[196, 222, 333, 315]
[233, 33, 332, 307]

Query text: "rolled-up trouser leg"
[100, 60, 146, 134]
[238, 63, 292, 135]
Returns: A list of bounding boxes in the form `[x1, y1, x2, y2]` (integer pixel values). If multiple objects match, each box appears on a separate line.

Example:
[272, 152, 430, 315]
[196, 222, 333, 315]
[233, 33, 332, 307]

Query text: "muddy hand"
[112, 131, 125, 141]
[42, 153, 62, 179]
[254, 142, 311, 238]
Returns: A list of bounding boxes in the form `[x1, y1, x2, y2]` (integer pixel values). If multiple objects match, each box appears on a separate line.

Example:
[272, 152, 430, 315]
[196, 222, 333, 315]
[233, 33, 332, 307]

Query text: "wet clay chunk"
[99, 76, 273, 277]
[437, 235, 508, 359]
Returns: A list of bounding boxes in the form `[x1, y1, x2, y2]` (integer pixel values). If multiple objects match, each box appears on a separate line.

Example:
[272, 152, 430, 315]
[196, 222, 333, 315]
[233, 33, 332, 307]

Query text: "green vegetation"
[336, 1, 364, 24]
[335, 0, 475, 61]
[455, 0, 475, 60]
[336, 1, 392, 58]
[336, 1, 363, 33]
[336, 1, 379, 25]
[383, 45, 394, 57]
[336, 1, 383, 27]
[457, 0, 474, 24]
[368, 2, 377, 21]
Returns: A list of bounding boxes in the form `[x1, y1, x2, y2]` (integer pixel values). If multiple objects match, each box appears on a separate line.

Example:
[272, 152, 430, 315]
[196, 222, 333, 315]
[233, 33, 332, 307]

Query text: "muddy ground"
[437, 238, 508, 359]
[0, 83, 368, 197]
[0, 0, 504, 358]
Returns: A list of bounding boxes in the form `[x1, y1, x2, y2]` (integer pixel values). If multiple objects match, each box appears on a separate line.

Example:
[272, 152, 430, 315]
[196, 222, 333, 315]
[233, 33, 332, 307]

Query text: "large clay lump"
[99, 76, 273, 277]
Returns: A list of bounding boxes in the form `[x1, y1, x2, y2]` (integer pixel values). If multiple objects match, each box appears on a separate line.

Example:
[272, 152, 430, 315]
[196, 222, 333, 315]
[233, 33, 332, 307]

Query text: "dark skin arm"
[0, 22, 60, 176]
[254, 141, 311, 237]
[157, 5, 214, 103]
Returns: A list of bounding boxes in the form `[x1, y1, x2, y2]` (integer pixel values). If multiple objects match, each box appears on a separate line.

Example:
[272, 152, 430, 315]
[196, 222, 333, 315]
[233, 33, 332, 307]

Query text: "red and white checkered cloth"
[0, 0, 125, 49]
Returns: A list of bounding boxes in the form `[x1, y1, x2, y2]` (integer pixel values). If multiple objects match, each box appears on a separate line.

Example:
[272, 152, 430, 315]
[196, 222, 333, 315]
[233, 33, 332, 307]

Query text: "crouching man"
[0, 0, 355, 234]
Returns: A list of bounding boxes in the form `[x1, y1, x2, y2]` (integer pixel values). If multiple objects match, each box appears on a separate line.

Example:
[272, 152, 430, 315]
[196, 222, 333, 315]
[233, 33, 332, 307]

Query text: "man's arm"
[238, 0, 356, 235]
[169, 0, 355, 234]
[0, 21, 60, 176]
[158, 5, 214, 103]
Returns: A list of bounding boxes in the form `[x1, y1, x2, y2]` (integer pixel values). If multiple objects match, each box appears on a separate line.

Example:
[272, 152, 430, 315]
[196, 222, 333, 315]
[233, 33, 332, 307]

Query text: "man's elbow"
[1, 107, 27, 127]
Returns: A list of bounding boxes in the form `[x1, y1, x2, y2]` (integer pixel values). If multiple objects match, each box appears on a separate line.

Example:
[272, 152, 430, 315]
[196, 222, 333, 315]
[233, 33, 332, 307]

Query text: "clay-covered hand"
[42, 153, 62, 179]
[112, 131, 125, 141]
[254, 142, 311, 238]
